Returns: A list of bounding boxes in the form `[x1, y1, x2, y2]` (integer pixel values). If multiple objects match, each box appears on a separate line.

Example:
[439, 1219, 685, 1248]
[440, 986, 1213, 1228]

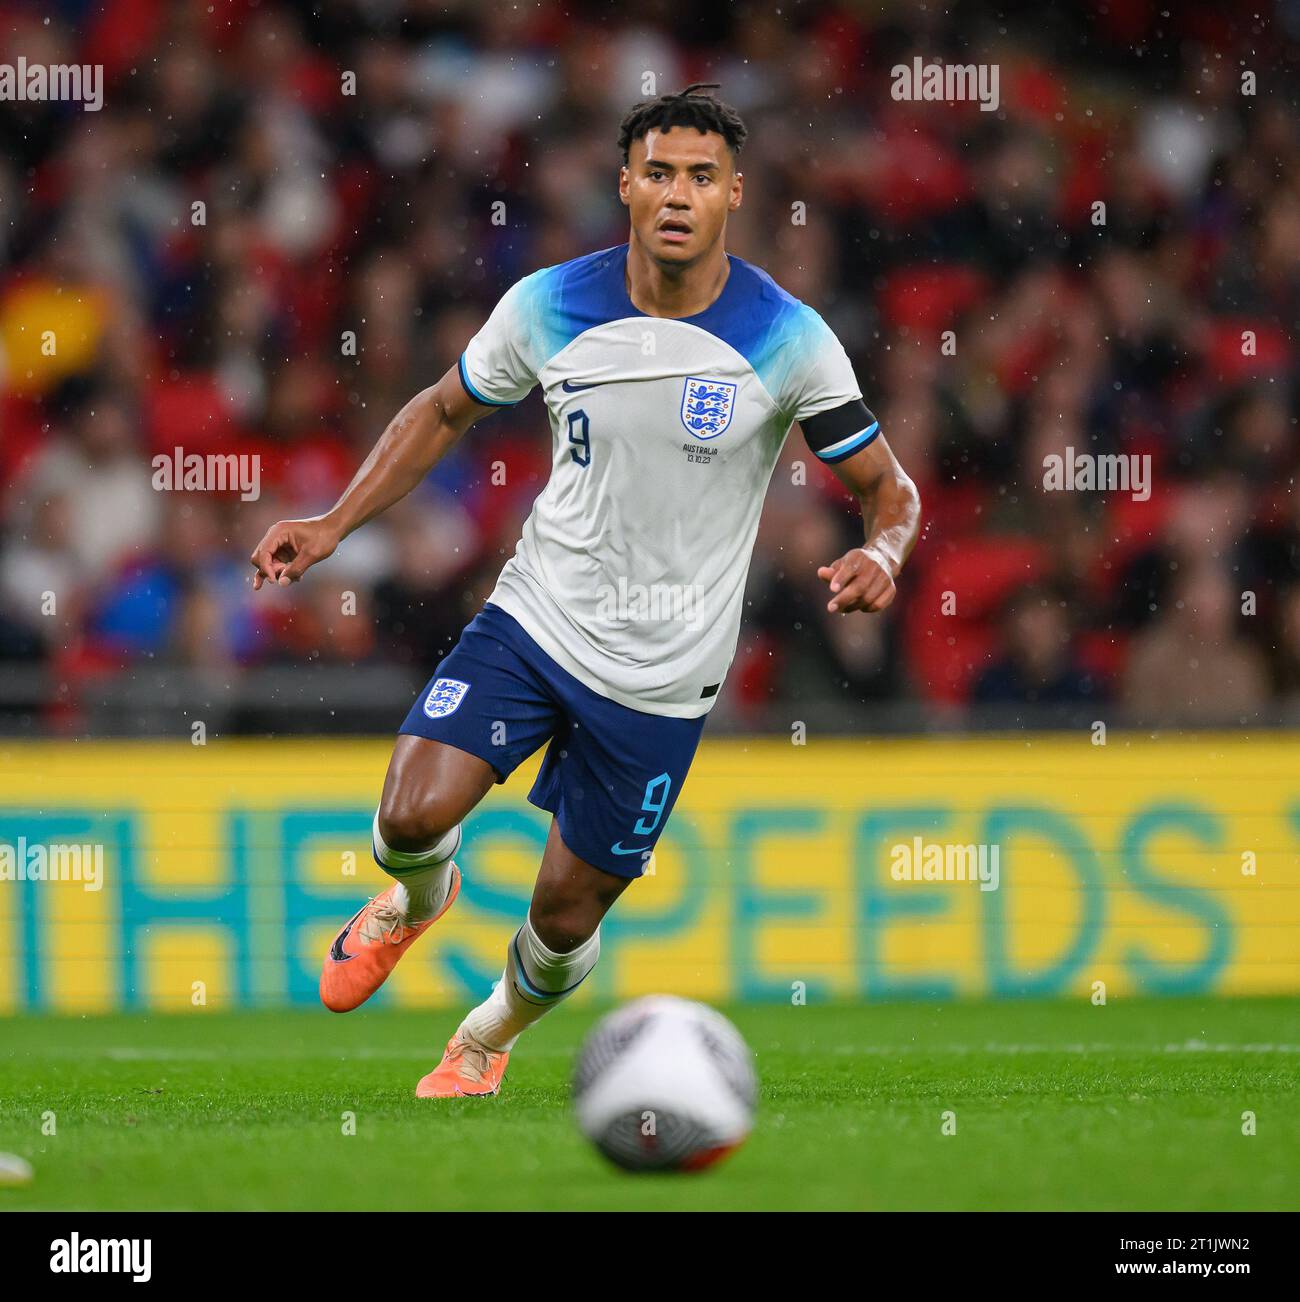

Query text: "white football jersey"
[459, 243, 878, 718]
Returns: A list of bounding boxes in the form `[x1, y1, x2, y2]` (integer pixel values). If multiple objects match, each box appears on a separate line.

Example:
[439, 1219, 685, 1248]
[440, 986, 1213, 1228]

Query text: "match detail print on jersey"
[457, 243, 869, 719]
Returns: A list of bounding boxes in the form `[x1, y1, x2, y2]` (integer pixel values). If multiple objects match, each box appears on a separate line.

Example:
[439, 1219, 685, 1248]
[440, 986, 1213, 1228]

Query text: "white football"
[0, 1152, 33, 1186]
[573, 995, 757, 1172]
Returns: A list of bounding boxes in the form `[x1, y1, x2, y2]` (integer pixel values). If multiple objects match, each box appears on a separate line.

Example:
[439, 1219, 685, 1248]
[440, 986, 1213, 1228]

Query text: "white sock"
[460, 916, 600, 1052]
[371, 812, 461, 923]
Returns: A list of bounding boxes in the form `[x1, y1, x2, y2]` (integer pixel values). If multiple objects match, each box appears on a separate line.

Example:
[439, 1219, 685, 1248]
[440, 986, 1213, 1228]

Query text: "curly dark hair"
[616, 83, 748, 165]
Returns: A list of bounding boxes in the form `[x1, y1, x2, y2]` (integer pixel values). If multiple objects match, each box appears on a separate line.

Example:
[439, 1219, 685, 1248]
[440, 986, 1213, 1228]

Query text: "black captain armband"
[800, 399, 880, 464]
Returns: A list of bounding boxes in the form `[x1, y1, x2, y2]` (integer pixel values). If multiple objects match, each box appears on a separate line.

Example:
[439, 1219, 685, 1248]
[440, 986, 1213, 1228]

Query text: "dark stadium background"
[2, 0, 1296, 736]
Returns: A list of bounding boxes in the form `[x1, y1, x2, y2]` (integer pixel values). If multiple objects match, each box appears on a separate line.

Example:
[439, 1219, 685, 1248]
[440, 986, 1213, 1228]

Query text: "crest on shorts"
[423, 677, 469, 719]
[680, 377, 736, 440]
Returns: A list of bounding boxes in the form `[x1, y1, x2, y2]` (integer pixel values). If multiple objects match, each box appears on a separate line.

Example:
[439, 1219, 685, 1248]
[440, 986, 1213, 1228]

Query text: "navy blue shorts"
[399, 603, 707, 879]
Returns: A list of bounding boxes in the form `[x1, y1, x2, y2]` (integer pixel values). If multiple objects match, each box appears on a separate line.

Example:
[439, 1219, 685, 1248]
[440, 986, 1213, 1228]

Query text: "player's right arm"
[249, 365, 497, 590]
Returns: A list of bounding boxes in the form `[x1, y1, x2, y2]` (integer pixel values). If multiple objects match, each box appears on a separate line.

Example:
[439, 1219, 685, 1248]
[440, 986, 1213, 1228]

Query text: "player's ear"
[618, 164, 630, 207]
[730, 169, 743, 211]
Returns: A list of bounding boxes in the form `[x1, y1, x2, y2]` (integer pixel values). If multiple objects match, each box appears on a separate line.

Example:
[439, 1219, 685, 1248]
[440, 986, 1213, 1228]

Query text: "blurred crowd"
[1, 0, 1298, 731]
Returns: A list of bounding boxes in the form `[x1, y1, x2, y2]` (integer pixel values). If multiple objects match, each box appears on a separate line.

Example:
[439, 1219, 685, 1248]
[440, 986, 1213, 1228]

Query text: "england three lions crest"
[680, 377, 737, 440]
[423, 677, 469, 719]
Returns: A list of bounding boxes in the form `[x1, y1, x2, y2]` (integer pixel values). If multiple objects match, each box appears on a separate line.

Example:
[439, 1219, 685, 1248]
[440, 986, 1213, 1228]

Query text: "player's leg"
[319, 738, 494, 1013]
[416, 659, 706, 1097]
[321, 608, 560, 1013]
[528, 818, 633, 950]
[373, 734, 495, 920]
[416, 822, 629, 1097]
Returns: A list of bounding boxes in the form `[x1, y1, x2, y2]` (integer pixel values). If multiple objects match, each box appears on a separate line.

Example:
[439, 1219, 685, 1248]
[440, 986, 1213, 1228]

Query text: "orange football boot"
[415, 1031, 510, 1098]
[319, 871, 460, 1013]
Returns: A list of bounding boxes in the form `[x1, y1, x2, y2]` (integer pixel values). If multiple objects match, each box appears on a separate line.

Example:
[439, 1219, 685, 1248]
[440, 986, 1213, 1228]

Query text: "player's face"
[620, 127, 742, 266]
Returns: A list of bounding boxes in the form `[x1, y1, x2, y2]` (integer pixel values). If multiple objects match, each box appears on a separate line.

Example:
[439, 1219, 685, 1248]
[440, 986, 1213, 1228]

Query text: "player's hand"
[817, 547, 896, 614]
[249, 516, 341, 590]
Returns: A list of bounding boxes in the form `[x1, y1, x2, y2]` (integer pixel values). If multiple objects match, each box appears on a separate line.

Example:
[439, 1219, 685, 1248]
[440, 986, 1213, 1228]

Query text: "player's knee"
[376, 790, 458, 854]
[528, 901, 598, 954]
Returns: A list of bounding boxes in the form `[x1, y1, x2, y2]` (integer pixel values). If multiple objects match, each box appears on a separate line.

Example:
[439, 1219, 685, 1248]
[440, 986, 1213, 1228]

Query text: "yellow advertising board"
[1, 736, 1297, 1011]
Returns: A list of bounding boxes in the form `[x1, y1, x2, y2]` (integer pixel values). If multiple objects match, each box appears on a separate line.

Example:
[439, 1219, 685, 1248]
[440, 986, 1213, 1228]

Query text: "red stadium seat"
[904, 536, 1051, 703]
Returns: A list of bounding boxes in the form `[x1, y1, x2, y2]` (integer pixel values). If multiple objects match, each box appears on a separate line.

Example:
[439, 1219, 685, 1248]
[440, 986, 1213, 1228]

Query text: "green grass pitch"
[1, 997, 1296, 1211]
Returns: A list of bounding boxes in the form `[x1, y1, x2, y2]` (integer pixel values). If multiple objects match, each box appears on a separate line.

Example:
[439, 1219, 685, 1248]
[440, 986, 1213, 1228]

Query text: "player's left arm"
[787, 307, 921, 613]
[814, 433, 922, 614]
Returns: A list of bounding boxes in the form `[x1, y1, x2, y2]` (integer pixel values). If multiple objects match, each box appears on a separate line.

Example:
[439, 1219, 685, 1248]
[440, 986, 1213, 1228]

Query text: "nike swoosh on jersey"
[610, 842, 651, 856]
[560, 379, 598, 391]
